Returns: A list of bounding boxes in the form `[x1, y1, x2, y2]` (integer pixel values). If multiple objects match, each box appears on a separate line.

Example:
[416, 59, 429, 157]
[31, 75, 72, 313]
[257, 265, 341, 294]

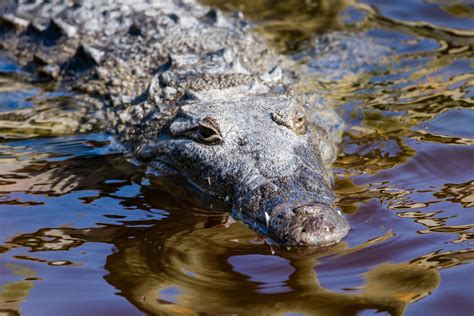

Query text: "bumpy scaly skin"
[0, 0, 350, 246]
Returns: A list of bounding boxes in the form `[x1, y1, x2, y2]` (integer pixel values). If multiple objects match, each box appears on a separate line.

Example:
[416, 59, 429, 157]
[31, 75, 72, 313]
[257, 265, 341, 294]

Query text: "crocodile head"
[140, 93, 349, 246]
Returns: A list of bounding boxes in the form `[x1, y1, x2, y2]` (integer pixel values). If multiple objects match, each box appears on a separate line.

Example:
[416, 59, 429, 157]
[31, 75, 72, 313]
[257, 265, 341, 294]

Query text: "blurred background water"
[0, 0, 473, 315]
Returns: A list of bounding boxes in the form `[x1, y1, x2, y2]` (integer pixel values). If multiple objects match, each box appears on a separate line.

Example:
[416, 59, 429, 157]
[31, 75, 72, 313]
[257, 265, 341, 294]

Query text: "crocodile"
[0, 0, 384, 246]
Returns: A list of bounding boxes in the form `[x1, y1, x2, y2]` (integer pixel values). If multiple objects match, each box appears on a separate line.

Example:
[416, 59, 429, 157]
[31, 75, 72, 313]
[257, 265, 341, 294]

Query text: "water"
[1, 1, 473, 315]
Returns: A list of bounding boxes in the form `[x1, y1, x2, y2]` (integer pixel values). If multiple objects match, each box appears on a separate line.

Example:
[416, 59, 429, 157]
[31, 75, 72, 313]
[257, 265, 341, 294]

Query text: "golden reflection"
[397, 210, 474, 243]
[0, 170, 450, 315]
[202, 0, 352, 52]
[0, 72, 97, 139]
[0, 97, 84, 139]
[434, 180, 474, 208]
[335, 176, 415, 215]
[1, 173, 448, 315]
[0, 76, 34, 93]
[410, 249, 474, 270]
[4, 220, 444, 316]
[287, 2, 474, 180]
[336, 128, 417, 175]
[334, 176, 370, 214]
[439, 3, 474, 19]
[0, 263, 38, 315]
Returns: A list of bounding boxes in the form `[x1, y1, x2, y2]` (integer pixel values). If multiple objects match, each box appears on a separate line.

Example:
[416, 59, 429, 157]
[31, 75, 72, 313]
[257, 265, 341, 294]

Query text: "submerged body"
[0, 0, 369, 246]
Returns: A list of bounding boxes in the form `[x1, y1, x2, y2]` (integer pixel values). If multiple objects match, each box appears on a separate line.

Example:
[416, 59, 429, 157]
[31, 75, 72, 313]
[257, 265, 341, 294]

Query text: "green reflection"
[202, 0, 352, 52]
[0, 263, 37, 315]
[5, 217, 446, 316]
[440, 4, 474, 19]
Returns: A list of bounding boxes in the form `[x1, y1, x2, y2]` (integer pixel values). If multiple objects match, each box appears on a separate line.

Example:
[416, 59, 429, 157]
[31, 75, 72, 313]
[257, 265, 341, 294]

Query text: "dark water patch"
[417, 109, 474, 139]
[366, 141, 474, 186]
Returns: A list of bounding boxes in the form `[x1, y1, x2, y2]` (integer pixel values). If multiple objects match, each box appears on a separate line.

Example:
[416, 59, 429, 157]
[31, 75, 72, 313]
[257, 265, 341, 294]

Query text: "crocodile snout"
[268, 202, 350, 246]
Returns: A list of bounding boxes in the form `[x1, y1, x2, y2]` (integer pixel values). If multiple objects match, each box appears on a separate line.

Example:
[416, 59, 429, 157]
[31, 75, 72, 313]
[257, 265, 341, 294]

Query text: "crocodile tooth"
[265, 212, 271, 227]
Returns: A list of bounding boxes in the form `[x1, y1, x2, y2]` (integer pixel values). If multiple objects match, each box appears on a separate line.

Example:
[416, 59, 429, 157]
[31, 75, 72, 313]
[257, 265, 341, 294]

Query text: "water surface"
[1, 0, 473, 315]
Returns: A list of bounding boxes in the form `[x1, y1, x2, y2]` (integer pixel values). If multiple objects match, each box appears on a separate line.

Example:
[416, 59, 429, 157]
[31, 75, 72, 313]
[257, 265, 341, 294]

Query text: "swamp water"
[0, 0, 473, 315]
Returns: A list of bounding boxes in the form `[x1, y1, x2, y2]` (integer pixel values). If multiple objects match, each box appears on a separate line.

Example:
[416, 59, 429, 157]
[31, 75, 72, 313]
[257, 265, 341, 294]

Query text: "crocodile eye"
[197, 116, 223, 145]
[272, 107, 307, 135]
[294, 111, 307, 135]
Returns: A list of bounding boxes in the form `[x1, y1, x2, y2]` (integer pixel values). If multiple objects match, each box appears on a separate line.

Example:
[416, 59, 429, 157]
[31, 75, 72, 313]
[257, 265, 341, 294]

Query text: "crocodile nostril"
[266, 202, 350, 246]
[238, 137, 248, 146]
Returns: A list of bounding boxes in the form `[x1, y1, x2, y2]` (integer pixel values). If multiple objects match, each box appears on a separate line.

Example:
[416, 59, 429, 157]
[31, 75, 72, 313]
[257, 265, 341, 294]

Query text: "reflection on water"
[3, 216, 446, 315]
[1, 0, 473, 315]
